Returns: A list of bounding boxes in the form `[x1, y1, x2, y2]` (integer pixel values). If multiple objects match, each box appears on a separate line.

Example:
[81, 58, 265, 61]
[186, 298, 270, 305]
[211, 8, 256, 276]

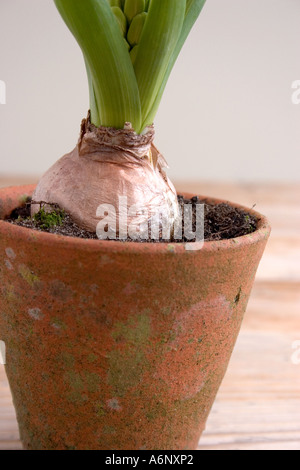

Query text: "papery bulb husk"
[32, 114, 180, 239]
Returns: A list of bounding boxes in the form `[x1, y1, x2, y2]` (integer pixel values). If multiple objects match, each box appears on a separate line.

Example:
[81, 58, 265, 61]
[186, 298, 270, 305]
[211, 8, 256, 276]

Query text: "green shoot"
[54, 0, 207, 134]
[133, 0, 186, 131]
[142, 0, 207, 128]
[54, 0, 142, 130]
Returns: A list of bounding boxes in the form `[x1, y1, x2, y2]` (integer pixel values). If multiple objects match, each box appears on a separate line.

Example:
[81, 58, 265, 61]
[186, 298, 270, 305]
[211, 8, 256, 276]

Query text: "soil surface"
[6, 196, 258, 242]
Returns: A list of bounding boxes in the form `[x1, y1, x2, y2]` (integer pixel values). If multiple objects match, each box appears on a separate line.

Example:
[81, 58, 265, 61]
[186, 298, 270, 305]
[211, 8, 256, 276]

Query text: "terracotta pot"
[0, 185, 270, 450]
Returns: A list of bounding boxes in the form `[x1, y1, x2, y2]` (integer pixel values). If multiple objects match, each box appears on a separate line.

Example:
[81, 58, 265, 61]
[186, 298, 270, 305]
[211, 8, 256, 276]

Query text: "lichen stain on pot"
[18, 264, 39, 287]
[154, 296, 234, 401]
[5, 247, 16, 260]
[28, 308, 44, 321]
[49, 280, 75, 302]
[107, 398, 122, 412]
[107, 312, 152, 397]
[4, 247, 16, 271]
[5, 259, 13, 271]
[122, 282, 140, 296]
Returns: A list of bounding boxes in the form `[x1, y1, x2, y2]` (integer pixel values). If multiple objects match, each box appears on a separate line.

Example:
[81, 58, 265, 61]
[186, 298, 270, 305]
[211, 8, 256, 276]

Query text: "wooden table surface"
[0, 178, 299, 451]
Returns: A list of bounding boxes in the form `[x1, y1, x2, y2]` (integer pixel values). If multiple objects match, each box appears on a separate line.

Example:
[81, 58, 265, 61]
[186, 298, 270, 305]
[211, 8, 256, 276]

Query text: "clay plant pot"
[0, 185, 270, 450]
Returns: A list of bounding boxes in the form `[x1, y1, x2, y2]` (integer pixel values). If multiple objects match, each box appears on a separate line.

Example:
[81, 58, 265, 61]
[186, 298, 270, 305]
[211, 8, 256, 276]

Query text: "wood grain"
[0, 179, 299, 450]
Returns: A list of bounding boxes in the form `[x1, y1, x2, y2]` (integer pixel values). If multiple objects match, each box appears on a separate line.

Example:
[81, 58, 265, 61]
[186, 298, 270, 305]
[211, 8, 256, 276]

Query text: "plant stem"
[141, 0, 207, 129]
[133, 0, 186, 133]
[54, 0, 142, 130]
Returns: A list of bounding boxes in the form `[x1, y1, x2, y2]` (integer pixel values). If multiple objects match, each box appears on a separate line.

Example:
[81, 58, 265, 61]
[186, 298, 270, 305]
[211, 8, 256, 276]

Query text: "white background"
[0, 0, 300, 182]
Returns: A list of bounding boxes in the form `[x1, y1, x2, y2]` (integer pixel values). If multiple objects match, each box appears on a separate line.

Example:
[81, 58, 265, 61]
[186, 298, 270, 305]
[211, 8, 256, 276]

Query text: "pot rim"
[0, 184, 271, 254]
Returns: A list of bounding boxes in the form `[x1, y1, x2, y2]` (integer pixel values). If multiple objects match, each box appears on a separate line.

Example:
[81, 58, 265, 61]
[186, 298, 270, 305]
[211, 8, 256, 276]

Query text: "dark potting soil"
[6, 196, 258, 243]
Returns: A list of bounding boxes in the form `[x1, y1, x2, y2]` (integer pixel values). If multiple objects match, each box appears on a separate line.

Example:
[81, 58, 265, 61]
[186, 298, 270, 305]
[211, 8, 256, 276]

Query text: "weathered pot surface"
[0, 185, 270, 450]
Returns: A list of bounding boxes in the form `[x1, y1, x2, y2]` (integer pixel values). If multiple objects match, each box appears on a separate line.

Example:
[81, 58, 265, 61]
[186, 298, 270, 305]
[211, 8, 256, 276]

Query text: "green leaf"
[142, 0, 207, 128]
[84, 59, 99, 124]
[54, 0, 142, 130]
[133, 0, 186, 133]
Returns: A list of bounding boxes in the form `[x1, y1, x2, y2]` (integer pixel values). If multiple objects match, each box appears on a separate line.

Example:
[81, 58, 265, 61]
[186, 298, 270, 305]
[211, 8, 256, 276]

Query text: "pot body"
[0, 186, 270, 450]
